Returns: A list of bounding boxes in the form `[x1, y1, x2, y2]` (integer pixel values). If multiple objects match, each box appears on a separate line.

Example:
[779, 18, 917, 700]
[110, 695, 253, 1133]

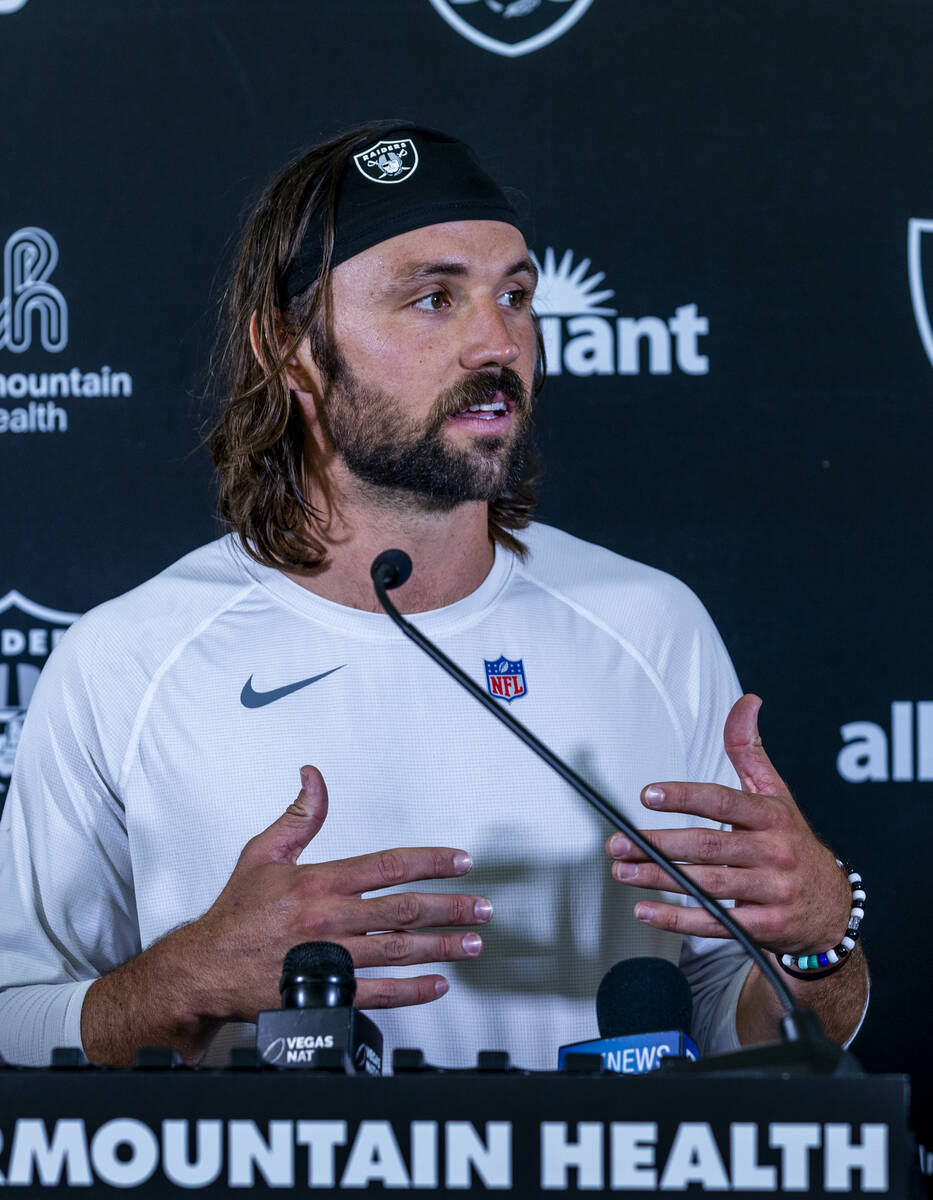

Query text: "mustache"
[429, 368, 530, 431]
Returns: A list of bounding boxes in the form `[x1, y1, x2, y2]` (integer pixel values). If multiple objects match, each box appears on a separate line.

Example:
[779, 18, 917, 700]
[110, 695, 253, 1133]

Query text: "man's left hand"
[605, 693, 851, 955]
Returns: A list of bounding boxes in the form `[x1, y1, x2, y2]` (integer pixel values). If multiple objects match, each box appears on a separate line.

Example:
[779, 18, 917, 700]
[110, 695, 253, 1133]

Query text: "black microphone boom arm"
[370, 549, 812, 1039]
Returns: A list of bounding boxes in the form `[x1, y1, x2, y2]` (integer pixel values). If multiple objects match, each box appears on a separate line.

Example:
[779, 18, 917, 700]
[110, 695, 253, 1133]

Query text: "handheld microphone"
[558, 958, 699, 1073]
[255, 942, 383, 1074]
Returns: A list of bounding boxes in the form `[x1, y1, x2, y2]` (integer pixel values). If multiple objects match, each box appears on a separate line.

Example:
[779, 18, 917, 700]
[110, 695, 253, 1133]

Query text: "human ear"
[249, 310, 321, 395]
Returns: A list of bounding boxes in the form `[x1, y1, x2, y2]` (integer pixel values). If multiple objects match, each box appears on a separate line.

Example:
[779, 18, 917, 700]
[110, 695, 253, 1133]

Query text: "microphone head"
[279, 941, 355, 1009]
[596, 957, 693, 1038]
[371, 549, 412, 591]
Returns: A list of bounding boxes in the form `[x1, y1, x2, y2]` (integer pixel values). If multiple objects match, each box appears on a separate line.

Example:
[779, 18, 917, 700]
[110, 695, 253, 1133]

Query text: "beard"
[319, 346, 534, 514]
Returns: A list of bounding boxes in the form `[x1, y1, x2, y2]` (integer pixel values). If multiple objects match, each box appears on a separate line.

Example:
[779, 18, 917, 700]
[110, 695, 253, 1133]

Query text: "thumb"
[246, 765, 329, 866]
[723, 694, 788, 797]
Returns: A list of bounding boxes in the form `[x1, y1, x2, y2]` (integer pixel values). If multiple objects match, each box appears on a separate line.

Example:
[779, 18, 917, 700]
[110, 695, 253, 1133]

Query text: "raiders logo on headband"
[353, 138, 420, 185]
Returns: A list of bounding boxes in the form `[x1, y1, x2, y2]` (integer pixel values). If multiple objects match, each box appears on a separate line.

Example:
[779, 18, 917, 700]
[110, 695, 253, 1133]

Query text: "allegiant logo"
[532, 247, 709, 378]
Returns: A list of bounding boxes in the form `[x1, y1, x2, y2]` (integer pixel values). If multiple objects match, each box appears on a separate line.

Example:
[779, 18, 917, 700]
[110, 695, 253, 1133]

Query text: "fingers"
[606, 826, 771, 869]
[240, 766, 329, 867]
[625, 898, 795, 946]
[356, 975, 451, 1010]
[626, 900, 740, 940]
[312, 846, 474, 897]
[344, 928, 486, 969]
[723, 694, 790, 798]
[632, 780, 777, 830]
[609, 857, 782, 904]
[334, 891, 494, 937]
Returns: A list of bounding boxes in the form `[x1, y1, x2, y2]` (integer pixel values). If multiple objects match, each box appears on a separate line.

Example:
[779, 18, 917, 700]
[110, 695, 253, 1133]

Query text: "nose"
[459, 300, 521, 373]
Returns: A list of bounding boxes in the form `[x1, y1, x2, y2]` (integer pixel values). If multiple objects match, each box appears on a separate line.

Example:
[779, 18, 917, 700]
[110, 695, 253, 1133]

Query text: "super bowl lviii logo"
[908, 218, 933, 372]
[428, 0, 594, 57]
[0, 226, 133, 434]
[532, 247, 710, 377]
[0, 592, 80, 811]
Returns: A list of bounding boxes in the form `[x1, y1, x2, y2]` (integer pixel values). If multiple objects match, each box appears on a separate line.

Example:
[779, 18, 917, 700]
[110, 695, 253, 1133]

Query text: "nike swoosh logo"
[240, 665, 346, 709]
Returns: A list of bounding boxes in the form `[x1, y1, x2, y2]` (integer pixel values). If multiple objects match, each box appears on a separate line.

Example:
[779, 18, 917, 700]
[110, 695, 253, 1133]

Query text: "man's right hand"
[81, 765, 490, 1065]
[199, 764, 490, 1019]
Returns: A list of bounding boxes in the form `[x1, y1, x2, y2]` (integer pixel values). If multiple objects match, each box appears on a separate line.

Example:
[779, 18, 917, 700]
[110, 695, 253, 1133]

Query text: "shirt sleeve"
[0, 620, 140, 1065]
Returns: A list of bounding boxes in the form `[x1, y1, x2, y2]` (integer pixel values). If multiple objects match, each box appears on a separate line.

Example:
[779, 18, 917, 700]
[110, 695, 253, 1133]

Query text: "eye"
[411, 291, 449, 312]
[499, 287, 529, 309]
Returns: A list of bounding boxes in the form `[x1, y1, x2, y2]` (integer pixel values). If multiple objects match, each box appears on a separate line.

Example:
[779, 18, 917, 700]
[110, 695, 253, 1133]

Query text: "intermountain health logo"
[428, 0, 593, 57]
[908, 218, 933, 372]
[0, 592, 80, 809]
[0, 227, 133, 434]
[531, 248, 710, 377]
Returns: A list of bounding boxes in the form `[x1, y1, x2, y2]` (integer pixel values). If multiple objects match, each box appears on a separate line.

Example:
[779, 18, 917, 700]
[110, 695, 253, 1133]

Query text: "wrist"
[778, 860, 866, 981]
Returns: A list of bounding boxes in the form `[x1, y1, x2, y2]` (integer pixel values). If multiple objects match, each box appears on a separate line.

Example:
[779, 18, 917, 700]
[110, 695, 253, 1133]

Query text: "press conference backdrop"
[0, 0, 930, 1171]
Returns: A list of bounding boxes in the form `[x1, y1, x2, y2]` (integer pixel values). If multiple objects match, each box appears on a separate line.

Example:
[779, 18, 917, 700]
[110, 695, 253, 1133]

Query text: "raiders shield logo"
[353, 138, 420, 185]
[427, 0, 594, 58]
[0, 591, 79, 809]
[908, 218, 933, 371]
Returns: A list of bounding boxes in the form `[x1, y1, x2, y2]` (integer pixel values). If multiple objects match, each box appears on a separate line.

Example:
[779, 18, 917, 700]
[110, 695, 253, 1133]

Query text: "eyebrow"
[390, 257, 539, 287]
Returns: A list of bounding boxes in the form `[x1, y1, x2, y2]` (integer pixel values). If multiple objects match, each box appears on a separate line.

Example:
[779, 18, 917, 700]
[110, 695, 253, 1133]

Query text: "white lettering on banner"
[228, 1119, 294, 1187]
[610, 1123, 658, 1189]
[90, 1119, 159, 1188]
[5, 1119, 92, 1186]
[341, 1121, 410, 1188]
[162, 1120, 223, 1188]
[541, 1121, 604, 1190]
[532, 248, 709, 377]
[0, 367, 132, 398]
[824, 1123, 888, 1191]
[446, 1122, 512, 1189]
[660, 1122, 731, 1190]
[731, 1123, 778, 1190]
[1, 628, 67, 657]
[837, 700, 933, 782]
[0, 227, 134, 434]
[0, 1116, 891, 1189]
[411, 1122, 439, 1189]
[770, 1123, 822, 1190]
[0, 401, 68, 433]
[295, 1121, 347, 1188]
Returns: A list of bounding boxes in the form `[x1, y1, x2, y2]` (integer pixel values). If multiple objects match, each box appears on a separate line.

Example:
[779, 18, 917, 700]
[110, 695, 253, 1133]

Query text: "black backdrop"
[1, 0, 931, 1168]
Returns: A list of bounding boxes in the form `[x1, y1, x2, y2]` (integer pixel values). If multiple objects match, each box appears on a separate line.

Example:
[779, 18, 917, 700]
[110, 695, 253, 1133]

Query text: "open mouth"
[447, 395, 513, 425]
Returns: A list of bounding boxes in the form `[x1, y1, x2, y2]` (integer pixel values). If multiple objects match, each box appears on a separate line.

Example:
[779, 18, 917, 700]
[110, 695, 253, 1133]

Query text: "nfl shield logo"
[353, 138, 420, 185]
[484, 655, 527, 702]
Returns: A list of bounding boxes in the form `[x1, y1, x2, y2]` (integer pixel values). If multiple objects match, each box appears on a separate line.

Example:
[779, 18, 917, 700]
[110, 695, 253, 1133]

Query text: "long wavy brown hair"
[207, 122, 544, 572]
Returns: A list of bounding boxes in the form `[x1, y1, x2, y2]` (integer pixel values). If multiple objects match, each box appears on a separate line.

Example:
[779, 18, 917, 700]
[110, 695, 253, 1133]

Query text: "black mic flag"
[256, 942, 383, 1074]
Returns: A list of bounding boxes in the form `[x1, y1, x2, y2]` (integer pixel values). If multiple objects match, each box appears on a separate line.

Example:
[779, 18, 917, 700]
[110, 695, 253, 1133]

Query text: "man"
[0, 124, 867, 1068]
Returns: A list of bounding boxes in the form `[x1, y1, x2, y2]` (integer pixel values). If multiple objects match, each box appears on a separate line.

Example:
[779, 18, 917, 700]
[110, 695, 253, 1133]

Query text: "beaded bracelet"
[777, 861, 865, 981]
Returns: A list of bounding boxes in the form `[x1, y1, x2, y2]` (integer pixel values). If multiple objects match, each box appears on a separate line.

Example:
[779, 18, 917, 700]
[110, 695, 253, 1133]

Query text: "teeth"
[464, 402, 506, 413]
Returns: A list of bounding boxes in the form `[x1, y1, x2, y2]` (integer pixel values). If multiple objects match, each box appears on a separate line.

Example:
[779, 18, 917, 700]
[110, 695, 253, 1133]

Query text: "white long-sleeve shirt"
[0, 522, 752, 1067]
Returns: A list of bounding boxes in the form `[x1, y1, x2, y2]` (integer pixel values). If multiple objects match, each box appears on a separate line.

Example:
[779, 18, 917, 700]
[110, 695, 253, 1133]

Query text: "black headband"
[282, 126, 532, 301]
